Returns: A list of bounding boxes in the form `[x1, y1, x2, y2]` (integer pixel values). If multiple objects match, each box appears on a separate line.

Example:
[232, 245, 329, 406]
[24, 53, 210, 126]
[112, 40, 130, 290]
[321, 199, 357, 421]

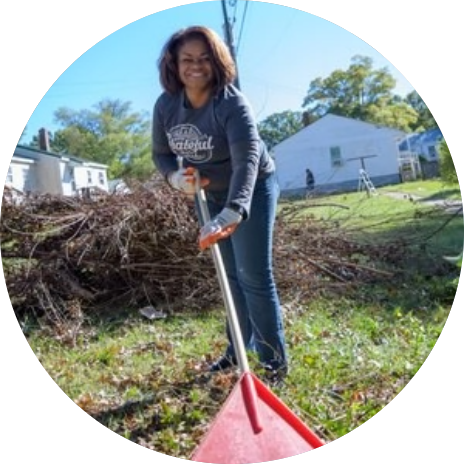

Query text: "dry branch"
[1, 179, 410, 332]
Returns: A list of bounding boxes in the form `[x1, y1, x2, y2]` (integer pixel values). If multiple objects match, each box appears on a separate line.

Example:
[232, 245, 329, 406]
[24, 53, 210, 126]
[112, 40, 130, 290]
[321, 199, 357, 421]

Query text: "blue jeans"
[199, 172, 287, 370]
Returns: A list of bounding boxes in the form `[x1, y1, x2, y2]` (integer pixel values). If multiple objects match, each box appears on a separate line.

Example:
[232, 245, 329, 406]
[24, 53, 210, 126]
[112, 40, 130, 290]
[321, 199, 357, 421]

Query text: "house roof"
[398, 127, 443, 152]
[14, 144, 108, 169]
[272, 114, 406, 153]
[302, 114, 408, 133]
[12, 152, 36, 162]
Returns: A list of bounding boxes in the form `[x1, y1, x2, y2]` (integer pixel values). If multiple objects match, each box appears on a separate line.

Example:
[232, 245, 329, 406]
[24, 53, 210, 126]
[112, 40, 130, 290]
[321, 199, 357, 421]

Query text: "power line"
[221, 0, 240, 89]
[260, 9, 298, 66]
[40, 81, 156, 99]
[48, 75, 155, 88]
[230, 0, 239, 25]
[236, 0, 249, 56]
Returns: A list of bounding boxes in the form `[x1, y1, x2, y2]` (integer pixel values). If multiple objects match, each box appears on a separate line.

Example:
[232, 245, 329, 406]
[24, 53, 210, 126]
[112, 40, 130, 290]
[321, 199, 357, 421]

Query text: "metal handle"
[194, 175, 250, 374]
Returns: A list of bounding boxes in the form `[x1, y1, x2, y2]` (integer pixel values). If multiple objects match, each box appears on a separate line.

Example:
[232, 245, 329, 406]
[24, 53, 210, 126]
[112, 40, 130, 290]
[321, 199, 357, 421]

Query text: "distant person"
[306, 168, 315, 192]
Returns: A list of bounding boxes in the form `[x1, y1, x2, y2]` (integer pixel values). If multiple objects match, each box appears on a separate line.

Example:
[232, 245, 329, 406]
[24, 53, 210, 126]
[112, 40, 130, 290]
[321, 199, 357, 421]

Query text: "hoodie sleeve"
[221, 92, 262, 220]
[152, 95, 178, 179]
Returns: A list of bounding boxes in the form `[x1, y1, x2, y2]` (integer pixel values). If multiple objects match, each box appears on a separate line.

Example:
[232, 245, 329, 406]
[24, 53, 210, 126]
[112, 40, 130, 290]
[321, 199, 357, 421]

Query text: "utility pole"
[221, 0, 241, 89]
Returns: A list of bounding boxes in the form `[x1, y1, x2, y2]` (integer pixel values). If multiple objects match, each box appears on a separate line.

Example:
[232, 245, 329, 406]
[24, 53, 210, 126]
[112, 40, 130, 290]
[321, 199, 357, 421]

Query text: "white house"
[7, 129, 109, 196]
[6, 151, 36, 193]
[272, 114, 406, 196]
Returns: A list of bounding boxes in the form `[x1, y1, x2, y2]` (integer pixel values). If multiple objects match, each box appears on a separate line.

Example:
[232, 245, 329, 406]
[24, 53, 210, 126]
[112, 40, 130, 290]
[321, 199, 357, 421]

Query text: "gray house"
[398, 128, 443, 161]
[397, 127, 443, 179]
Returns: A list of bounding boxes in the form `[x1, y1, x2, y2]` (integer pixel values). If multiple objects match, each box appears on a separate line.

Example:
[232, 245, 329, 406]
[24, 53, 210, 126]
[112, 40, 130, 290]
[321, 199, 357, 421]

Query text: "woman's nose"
[192, 57, 208, 67]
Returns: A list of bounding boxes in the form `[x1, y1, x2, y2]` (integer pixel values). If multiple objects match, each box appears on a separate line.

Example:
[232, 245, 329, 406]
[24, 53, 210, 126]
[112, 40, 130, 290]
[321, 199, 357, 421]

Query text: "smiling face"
[177, 39, 214, 95]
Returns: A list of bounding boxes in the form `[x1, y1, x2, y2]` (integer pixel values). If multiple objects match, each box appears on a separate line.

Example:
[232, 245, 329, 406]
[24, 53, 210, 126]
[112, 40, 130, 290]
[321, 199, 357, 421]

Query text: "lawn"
[27, 294, 450, 456]
[378, 179, 462, 201]
[21, 182, 463, 459]
[293, 182, 463, 256]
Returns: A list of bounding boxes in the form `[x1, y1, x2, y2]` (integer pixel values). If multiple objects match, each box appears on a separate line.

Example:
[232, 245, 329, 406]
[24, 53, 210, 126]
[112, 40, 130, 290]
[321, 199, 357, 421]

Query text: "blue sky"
[23, 0, 414, 144]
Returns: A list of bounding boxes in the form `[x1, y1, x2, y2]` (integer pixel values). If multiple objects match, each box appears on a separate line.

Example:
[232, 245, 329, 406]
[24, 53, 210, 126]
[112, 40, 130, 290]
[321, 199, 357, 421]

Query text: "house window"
[428, 145, 437, 159]
[63, 166, 73, 183]
[98, 172, 105, 185]
[330, 146, 343, 167]
[22, 168, 31, 191]
[6, 167, 13, 184]
[87, 170, 92, 184]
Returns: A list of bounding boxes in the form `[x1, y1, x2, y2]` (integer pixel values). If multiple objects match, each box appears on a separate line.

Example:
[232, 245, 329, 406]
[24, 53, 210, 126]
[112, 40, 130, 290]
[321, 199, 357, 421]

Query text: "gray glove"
[199, 207, 242, 250]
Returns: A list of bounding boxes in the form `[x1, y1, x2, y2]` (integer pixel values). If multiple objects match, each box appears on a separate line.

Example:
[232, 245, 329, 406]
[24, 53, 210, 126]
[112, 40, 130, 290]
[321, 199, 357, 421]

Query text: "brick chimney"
[38, 128, 50, 151]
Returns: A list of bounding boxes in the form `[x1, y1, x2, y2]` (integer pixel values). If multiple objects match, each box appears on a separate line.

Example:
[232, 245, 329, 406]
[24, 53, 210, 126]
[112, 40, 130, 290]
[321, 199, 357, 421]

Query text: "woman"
[152, 26, 287, 380]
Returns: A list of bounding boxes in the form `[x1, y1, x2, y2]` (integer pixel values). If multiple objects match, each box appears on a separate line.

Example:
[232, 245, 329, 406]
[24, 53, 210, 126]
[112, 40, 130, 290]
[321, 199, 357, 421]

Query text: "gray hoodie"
[152, 84, 274, 218]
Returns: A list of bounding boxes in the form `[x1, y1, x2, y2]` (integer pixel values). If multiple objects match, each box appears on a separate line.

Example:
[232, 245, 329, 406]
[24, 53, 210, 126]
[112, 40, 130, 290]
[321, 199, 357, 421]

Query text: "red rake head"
[191, 372, 324, 464]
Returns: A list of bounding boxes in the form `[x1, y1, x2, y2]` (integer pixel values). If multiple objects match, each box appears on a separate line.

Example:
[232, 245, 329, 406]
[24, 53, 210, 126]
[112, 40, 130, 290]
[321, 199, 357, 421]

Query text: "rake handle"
[195, 184, 250, 374]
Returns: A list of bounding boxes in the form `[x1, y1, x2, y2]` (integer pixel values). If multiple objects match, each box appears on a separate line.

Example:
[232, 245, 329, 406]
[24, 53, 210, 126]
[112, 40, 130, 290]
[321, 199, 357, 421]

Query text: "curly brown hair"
[158, 26, 236, 94]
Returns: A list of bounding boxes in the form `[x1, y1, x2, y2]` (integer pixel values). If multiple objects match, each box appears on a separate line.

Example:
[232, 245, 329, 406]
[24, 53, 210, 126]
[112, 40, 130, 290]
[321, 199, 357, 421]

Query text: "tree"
[29, 128, 88, 154]
[39, 99, 154, 180]
[438, 139, 458, 184]
[258, 110, 304, 149]
[302, 55, 418, 131]
[364, 97, 419, 132]
[404, 90, 437, 132]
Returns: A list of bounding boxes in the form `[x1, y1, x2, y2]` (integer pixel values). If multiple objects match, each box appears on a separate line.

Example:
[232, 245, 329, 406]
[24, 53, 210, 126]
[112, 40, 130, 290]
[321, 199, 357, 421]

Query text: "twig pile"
[1, 181, 403, 328]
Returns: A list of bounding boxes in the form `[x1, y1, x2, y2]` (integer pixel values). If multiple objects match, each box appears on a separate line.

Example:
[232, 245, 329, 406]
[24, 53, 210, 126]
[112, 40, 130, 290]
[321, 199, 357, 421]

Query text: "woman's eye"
[179, 57, 210, 65]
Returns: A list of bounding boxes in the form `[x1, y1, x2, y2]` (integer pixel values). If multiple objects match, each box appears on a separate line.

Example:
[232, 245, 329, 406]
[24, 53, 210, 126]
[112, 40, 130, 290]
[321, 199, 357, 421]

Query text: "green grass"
[279, 298, 449, 438]
[29, 312, 229, 457]
[379, 179, 462, 201]
[27, 293, 451, 456]
[289, 188, 463, 256]
[22, 183, 463, 459]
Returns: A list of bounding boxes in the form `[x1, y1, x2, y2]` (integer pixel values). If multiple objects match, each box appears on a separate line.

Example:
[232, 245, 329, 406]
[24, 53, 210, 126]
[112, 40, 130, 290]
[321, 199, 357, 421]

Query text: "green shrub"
[439, 139, 458, 184]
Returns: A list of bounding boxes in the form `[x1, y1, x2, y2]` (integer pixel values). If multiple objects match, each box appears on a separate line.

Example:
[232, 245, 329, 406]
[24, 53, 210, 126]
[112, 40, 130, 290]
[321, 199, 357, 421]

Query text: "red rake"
[190, 176, 325, 463]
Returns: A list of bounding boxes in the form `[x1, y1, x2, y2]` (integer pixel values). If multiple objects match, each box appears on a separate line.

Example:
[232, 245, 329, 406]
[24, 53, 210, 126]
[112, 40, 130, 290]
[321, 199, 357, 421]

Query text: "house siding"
[279, 173, 400, 197]
[9, 145, 109, 196]
[273, 114, 405, 195]
[6, 158, 36, 192]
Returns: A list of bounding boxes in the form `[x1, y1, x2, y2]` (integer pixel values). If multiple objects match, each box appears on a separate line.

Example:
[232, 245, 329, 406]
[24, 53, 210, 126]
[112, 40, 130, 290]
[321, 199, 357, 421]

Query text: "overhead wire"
[235, 0, 249, 56]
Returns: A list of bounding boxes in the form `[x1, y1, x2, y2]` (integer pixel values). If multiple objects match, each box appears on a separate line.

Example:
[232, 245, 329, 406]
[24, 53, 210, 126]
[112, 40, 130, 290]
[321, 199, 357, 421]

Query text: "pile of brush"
[1, 179, 401, 331]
